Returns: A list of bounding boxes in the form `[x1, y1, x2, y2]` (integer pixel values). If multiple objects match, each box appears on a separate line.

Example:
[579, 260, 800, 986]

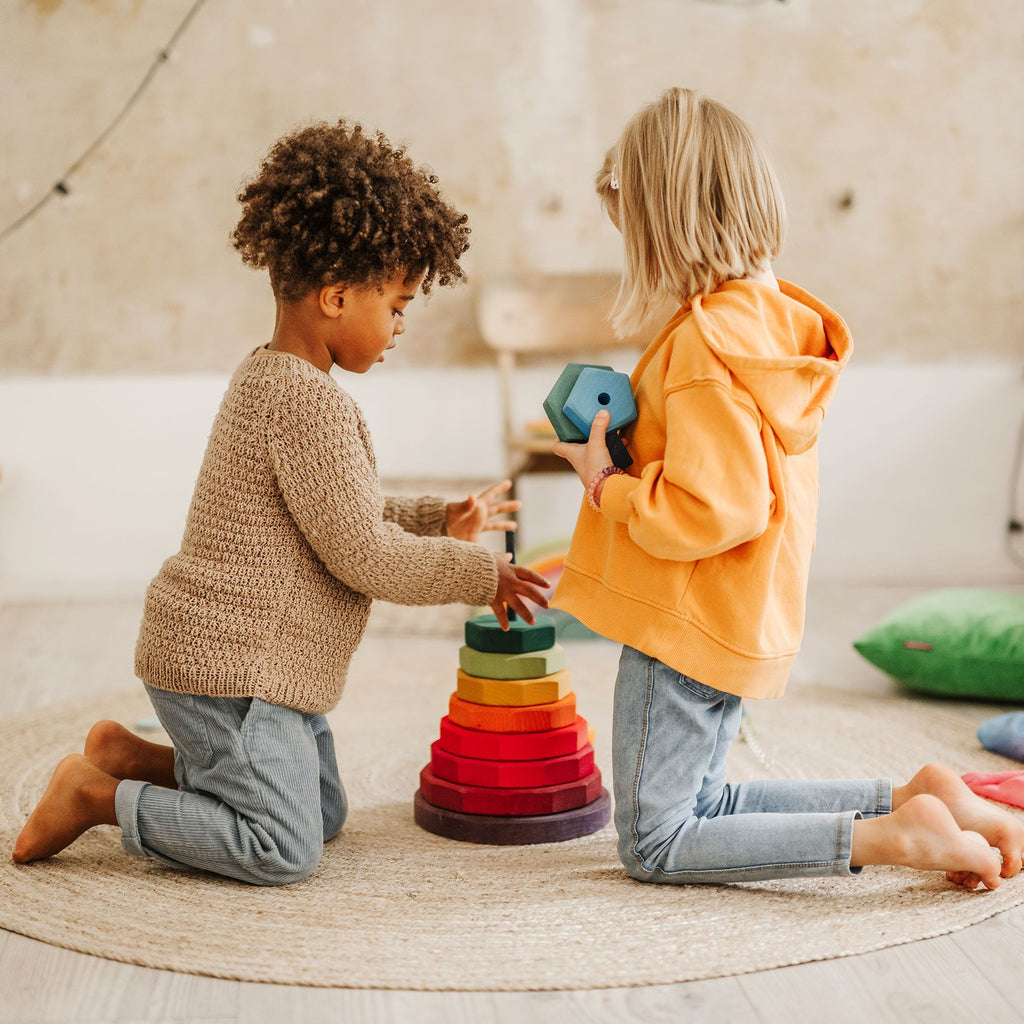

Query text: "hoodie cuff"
[598, 473, 636, 523]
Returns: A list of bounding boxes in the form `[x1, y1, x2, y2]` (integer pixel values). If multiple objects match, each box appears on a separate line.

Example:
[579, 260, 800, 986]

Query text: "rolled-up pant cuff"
[841, 809, 864, 875]
[873, 777, 894, 817]
[114, 778, 149, 859]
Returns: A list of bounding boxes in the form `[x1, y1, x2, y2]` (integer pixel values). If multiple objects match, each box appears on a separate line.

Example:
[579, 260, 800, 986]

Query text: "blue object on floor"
[977, 711, 1024, 763]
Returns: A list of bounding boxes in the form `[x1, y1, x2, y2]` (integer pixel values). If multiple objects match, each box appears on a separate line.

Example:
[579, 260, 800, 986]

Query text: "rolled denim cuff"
[839, 809, 863, 876]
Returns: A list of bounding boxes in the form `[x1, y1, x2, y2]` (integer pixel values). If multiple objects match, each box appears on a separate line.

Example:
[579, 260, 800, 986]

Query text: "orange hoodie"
[552, 279, 852, 699]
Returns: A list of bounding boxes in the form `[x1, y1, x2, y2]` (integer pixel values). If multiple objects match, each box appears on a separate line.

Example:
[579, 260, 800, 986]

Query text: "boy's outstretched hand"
[490, 554, 550, 630]
[446, 480, 521, 542]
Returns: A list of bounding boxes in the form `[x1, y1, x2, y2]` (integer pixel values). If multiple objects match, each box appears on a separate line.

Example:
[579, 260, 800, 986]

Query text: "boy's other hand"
[552, 410, 614, 487]
[489, 554, 550, 629]
[446, 480, 521, 542]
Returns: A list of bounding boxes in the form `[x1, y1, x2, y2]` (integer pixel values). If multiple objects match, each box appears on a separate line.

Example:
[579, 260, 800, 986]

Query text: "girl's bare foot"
[84, 720, 177, 789]
[852, 793, 1003, 890]
[12, 754, 119, 864]
[895, 763, 1024, 878]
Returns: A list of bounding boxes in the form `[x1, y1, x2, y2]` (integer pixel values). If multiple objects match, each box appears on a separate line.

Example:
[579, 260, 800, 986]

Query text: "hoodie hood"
[689, 279, 852, 455]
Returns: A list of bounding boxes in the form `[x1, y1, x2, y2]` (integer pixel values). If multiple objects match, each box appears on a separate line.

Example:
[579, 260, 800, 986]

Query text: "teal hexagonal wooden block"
[562, 367, 637, 437]
[543, 363, 614, 443]
[464, 613, 557, 654]
[458, 643, 566, 680]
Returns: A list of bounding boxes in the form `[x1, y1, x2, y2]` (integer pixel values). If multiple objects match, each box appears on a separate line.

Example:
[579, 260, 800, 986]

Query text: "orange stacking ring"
[447, 692, 577, 733]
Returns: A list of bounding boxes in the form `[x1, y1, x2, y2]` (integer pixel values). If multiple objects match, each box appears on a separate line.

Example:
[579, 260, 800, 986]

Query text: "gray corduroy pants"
[115, 684, 347, 886]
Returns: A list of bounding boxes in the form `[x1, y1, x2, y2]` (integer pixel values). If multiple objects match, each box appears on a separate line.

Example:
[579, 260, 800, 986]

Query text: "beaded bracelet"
[586, 466, 625, 511]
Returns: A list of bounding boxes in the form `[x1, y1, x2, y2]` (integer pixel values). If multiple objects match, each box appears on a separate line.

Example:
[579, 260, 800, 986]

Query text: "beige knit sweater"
[135, 347, 499, 713]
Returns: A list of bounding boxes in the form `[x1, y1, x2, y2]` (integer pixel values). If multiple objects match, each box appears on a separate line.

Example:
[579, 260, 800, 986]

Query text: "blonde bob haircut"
[597, 88, 787, 337]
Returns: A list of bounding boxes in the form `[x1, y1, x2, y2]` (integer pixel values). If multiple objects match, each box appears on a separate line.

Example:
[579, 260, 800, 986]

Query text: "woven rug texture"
[2, 641, 1022, 991]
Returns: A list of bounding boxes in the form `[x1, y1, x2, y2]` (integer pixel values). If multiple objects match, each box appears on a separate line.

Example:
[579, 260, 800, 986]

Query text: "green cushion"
[852, 588, 1024, 701]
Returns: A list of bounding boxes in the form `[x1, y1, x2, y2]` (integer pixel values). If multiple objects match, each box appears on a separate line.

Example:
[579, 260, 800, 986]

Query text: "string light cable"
[0, 0, 207, 245]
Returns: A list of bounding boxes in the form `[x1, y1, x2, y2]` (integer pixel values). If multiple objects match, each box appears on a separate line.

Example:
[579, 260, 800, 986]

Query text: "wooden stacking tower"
[413, 605, 611, 845]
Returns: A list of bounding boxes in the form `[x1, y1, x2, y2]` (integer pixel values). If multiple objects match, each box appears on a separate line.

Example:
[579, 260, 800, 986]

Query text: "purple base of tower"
[413, 788, 612, 846]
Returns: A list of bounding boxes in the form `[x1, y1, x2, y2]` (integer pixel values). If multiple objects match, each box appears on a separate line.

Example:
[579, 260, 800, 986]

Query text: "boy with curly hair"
[13, 121, 549, 885]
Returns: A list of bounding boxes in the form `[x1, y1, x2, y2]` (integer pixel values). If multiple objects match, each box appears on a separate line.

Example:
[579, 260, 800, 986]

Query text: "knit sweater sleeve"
[383, 496, 448, 536]
[599, 380, 773, 561]
[266, 373, 497, 606]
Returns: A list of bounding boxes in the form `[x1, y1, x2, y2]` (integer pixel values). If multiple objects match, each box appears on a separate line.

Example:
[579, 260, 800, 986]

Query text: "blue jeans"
[114, 685, 347, 886]
[613, 646, 892, 884]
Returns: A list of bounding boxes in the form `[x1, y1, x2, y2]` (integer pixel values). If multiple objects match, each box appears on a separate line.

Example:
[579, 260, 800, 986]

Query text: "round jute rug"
[2, 646, 1022, 991]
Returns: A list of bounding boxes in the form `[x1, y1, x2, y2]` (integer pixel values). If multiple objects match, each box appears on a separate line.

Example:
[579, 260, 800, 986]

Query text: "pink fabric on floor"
[962, 771, 1024, 809]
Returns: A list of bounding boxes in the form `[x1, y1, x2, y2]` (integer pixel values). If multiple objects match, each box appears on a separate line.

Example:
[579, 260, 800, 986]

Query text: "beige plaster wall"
[1, 0, 1021, 373]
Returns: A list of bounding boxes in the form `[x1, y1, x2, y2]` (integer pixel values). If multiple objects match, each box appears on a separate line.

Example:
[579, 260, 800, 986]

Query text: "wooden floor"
[3, 586, 1024, 1024]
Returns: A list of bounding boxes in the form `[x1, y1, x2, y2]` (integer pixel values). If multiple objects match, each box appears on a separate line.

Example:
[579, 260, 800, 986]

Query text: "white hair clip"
[609, 165, 620, 190]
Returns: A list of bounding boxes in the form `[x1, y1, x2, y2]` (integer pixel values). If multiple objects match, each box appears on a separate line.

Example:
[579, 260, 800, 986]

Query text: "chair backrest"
[477, 272, 644, 355]
[476, 273, 653, 482]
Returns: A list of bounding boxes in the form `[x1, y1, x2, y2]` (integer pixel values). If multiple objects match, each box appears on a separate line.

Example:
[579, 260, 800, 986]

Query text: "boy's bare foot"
[894, 762, 1024, 878]
[12, 754, 119, 864]
[852, 793, 1003, 890]
[84, 720, 177, 789]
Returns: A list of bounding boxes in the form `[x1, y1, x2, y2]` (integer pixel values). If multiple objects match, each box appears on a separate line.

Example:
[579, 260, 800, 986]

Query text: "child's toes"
[999, 844, 1021, 878]
[946, 869, 973, 888]
[949, 869, 986, 890]
[960, 831, 1004, 890]
[988, 826, 1023, 877]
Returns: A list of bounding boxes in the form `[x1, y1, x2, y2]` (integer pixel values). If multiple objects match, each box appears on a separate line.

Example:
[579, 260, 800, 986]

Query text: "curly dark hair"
[232, 121, 471, 301]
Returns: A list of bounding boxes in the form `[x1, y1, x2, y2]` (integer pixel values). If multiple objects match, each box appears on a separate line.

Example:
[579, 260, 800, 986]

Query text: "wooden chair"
[476, 272, 647, 488]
